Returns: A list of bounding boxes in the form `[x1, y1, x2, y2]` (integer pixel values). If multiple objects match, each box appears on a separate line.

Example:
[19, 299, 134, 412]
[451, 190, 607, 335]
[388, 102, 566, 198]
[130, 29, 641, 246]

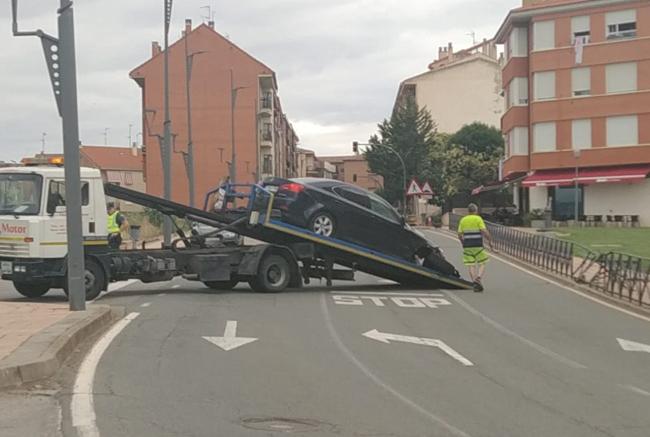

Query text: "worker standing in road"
[107, 202, 129, 249]
[457, 203, 493, 292]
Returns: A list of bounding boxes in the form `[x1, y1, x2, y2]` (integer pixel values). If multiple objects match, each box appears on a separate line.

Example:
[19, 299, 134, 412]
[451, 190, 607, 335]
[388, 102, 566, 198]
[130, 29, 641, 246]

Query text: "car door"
[330, 186, 376, 247]
[366, 191, 415, 260]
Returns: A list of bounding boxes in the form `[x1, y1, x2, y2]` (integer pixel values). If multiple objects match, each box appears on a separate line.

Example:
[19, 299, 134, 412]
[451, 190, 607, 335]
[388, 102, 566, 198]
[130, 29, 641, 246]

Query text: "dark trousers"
[108, 233, 122, 249]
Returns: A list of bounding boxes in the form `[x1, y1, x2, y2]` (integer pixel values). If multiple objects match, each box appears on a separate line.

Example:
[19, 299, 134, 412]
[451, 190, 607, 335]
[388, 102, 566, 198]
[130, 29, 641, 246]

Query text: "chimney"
[447, 42, 454, 61]
[208, 20, 215, 29]
[131, 143, 138, 157]
[151, 41, 161, 57]
[184, 18, 192, 36]
[438, 46, 447, 61]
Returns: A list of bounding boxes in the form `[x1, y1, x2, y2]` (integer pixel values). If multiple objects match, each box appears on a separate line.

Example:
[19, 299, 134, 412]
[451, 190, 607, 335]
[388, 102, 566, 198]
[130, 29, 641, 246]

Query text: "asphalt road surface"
[3, 230, 650, 436]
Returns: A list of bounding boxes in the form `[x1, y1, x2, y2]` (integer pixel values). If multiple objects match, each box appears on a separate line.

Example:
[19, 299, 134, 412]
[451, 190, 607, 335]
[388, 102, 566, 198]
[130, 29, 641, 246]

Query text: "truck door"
[46, 180, 95, 237]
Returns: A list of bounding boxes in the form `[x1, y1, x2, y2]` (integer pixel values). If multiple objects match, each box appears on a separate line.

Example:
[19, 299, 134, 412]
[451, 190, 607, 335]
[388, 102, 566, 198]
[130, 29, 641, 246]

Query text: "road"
[3, 230, 650, 436]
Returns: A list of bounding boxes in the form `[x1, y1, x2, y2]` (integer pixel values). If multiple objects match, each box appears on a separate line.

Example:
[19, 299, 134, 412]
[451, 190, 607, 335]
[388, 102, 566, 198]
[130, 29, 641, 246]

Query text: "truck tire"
[13, 281, 50, 298]
[83, 259, 105, 301]
[248, 254, 290, 293]
[203, 279, 239, 291]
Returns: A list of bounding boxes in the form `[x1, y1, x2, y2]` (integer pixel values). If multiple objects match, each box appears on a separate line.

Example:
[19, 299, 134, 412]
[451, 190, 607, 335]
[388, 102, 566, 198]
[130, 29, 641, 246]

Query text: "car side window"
[333, 187, 371, 209]
[368, 192, 401, 223]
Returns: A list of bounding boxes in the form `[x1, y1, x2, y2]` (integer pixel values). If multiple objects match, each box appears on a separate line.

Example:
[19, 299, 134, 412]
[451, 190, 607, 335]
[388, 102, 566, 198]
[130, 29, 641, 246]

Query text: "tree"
[429, 123, 504, 211]
[365, 96, 437, 207]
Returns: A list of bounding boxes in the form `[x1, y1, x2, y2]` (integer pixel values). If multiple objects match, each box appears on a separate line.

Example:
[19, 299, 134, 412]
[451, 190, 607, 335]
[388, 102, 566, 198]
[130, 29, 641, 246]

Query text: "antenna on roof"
[200, 4, 216, 23]
[467, 31, 476, 45]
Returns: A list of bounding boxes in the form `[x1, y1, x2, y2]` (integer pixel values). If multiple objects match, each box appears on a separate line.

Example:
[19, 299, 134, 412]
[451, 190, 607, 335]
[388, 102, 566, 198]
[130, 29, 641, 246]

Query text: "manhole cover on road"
[241, 417, 332, 433]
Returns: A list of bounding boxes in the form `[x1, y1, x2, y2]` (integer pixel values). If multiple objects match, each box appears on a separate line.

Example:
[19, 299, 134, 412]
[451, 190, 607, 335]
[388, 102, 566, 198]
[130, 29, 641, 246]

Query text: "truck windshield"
[0, 174, 43, 215]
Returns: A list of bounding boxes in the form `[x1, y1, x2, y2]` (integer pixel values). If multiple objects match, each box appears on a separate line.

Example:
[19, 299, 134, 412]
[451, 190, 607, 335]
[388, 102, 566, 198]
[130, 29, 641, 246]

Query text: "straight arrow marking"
[617, 338, 650, 353]
[363, 329, 473, 366]
[203, 320, 258, 351]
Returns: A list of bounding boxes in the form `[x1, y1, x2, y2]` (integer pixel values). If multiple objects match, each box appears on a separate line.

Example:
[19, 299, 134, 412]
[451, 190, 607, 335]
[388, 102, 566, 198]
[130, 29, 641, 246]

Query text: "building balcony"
[503, 155, 529, 176]
[531, 144, 650, 171]
[259, 93, 273, 116]
[501, 106, 529, 132]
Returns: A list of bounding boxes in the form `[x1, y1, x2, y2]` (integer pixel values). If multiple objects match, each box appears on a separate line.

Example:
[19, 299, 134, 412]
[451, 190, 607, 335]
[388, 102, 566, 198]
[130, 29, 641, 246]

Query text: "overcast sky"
[0, 0, 519, 162]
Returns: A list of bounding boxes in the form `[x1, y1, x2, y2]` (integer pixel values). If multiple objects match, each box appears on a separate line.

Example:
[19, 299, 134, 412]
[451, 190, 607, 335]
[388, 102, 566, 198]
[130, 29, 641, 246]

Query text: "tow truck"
[0, 159, 473, 300]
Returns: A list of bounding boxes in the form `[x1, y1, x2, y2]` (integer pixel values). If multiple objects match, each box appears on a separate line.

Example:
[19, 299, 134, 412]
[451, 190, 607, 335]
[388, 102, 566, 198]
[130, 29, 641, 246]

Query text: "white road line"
[140, 302, 151, 308]
[171, 285, 180, 289]
[157, 293, 166, 297]
[331, 291, 445, 297]
[71, 312, 140, 437]
[445, 292, 587, 369]
[92, 279, 139, 303]
[429, 230, 650, 324]
[620, 384, 650, 397]
[320, 294, 472, 437]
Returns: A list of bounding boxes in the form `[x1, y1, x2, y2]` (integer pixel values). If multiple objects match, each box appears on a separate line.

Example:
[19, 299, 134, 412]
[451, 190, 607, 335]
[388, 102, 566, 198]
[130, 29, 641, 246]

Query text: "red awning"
[522, 165, 650, 188]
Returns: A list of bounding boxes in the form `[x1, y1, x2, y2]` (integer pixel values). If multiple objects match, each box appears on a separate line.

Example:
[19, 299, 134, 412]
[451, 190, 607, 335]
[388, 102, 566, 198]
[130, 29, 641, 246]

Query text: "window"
[571, 119, 591, 150]
[508, 27, 528, 58]
[333, 186, 371, 209]
[572, 67, 590, 96]
[262, 123, 273, 142]
[367, 192, 401, 223]
[606, 9, 637, 39]
[606, 62, 637, 94]
[534, 71, 555, 100]
[123, 172, 134, 186]
[607, 115, 638, 147]
[47, 181, 89, 214]
[508, 77, 529, 107]
[571, 15, 591, 43]
[352, 174, 357, 183]
[552, 186, 583, 221]
[0, 174, 42, 216]
[508, 127, 529, 156]
[533, 122, 556, 152]
[533, 20, 555, 51]
[262, 155, 273, 174]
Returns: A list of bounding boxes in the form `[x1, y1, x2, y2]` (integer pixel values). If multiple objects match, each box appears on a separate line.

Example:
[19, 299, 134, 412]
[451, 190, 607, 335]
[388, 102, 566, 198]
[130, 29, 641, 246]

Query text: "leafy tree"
[365, 96, 437, 207]
[429, 123, 504, 211]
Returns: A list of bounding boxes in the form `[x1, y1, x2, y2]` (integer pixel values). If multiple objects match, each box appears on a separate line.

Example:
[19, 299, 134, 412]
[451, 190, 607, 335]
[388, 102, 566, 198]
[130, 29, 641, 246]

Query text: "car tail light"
[279, 183, 305, 194]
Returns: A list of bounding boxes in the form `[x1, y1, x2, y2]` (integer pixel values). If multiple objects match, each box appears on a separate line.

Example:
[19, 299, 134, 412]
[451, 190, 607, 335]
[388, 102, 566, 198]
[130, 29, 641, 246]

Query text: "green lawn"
[552, 227, 650, 259]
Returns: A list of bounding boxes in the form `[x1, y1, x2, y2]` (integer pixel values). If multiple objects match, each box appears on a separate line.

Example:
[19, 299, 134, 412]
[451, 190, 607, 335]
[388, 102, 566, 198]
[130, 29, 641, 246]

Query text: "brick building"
[496, 0, 650, 224]
[130, 20, 298, 206]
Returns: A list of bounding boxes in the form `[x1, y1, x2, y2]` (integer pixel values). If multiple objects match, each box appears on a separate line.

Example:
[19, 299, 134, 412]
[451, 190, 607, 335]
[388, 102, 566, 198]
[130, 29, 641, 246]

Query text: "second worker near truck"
[107, 202, 129, 249]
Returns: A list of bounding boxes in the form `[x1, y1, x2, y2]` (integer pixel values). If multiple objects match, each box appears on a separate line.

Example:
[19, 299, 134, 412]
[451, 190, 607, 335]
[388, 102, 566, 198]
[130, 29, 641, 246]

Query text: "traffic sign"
[406, 179, 423, 196]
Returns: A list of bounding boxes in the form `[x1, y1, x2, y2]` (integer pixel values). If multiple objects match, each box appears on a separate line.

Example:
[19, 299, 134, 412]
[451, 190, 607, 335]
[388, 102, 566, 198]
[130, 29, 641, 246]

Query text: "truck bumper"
[0, 257, 65, 283]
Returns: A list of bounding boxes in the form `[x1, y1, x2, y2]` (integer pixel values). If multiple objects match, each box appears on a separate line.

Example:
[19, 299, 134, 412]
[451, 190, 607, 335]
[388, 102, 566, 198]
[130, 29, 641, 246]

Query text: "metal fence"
[450, 214, 650, 308]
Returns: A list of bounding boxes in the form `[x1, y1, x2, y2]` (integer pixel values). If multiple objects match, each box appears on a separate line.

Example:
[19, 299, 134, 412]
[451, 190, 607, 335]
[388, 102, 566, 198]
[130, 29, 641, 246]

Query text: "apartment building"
[394, 39, 503, 133]
[496, 0, 650, 224]
[130, 20, 298, 206]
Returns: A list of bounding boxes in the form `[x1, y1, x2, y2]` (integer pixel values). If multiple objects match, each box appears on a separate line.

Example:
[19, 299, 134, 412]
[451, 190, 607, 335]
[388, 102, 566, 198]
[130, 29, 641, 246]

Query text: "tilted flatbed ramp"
[105, 183, 473, 290]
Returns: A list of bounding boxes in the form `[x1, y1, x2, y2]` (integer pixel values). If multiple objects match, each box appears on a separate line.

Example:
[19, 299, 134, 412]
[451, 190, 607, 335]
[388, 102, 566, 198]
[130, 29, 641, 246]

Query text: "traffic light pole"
[11, 0, 86, 311]
[162, 0, 173, 245]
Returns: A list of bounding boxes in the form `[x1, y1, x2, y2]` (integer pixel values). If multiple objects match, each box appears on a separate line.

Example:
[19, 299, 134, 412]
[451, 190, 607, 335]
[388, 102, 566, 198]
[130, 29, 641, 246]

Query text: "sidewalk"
[0, 300, 118, 389]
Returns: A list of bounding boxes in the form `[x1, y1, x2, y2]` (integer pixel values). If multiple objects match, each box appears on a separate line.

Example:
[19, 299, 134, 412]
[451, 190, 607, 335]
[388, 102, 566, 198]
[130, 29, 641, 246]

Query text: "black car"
[263, 178, 459, 277]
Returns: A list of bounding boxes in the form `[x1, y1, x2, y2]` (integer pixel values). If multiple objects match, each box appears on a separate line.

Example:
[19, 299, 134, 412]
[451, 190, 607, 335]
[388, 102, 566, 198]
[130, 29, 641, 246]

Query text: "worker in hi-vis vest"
[457, 203, 493, 292]
[107, 202, 129, 249]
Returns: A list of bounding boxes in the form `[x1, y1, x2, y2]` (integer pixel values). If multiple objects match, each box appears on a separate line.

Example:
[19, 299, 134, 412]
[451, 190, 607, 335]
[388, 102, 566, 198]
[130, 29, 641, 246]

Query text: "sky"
[0, 0, 519, 162]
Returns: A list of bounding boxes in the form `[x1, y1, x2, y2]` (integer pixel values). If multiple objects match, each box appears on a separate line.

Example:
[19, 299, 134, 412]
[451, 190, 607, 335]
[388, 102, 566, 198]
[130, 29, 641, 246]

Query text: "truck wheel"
[83, 259, 105, 300]
[248, 254, 290, 293]
[13, 281, 50, 298]
[203, 279, 239, 291]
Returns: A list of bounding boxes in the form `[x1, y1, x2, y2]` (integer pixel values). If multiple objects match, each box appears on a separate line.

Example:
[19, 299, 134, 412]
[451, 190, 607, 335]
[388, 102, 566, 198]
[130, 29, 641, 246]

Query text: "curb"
[0, 305, 124, 390]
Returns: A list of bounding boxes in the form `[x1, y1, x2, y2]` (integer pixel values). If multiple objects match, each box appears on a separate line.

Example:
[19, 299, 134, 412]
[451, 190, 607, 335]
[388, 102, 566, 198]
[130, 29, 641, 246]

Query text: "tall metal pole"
[230, 69, 237, 184]
[162, 0, 173, 245]
[58, 0, 85, 311]
[354, 141, 407, 214]
[574, 150, 580, 224]
[184, 32, 196, 207]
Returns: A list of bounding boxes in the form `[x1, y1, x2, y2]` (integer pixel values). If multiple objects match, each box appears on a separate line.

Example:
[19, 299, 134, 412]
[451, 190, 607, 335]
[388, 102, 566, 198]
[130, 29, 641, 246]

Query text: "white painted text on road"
[333, 295, 451, 309]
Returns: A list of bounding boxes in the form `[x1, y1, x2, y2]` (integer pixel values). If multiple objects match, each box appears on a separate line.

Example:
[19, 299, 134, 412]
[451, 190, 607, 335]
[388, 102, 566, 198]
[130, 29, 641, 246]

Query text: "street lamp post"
[12, 0, 86, 310]
[183, 31, 205, 207]
[162, 0, 173, 245]
[353, 141, 407, 213]
[229, 69, 247, 184]
[574, 149, 581, 224]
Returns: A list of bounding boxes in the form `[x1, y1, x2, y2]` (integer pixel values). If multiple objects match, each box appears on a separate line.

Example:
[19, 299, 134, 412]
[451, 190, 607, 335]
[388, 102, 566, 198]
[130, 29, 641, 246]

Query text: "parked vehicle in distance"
[262, 177, 459, 277]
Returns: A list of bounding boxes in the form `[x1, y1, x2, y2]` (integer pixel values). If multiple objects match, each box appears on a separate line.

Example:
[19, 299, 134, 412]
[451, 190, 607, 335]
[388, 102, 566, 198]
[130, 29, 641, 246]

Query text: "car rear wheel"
[309, 212, 335, 237]
[13, 281, 50, 298]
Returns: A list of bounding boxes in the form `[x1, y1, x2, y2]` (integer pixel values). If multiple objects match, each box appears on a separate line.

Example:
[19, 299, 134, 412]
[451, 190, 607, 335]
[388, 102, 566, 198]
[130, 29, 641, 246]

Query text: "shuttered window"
[533, 20, 555, 50]
[534, 71, 556, 100]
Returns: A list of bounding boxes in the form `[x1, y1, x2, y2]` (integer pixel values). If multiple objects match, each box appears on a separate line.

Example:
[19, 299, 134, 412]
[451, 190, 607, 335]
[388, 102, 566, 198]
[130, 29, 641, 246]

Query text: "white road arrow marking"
[203, 321, 258, 351]
[363, 329, 473, 366]
[617, 338, 650, 353]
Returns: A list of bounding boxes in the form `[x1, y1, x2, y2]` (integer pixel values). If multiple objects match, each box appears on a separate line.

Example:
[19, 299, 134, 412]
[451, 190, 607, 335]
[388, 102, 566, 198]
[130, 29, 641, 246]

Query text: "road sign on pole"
[11, 0, 86, 311]
[406, 179, 423, 197]
[162, 0, 173, 245]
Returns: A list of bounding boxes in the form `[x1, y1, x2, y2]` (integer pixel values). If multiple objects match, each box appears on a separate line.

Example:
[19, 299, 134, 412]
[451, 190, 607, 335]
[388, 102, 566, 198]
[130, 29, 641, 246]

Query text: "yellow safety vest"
[107, 211, 120, 234]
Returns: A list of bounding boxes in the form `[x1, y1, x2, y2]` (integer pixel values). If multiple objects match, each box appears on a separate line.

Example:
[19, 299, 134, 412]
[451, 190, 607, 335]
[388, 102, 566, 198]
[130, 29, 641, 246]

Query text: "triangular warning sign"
[406, 179, 423, 196]
[421, 181, 434, 194]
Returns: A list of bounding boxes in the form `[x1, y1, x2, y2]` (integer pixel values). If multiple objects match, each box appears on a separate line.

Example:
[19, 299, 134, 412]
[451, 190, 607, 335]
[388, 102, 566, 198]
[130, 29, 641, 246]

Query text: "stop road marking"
[332, 293, 451, 309]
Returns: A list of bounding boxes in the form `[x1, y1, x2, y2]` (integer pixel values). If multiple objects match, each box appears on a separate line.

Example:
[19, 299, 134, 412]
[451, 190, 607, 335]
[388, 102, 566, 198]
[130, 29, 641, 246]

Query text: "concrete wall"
[584, 180, 650, 225]
[410, 58, 503, 133]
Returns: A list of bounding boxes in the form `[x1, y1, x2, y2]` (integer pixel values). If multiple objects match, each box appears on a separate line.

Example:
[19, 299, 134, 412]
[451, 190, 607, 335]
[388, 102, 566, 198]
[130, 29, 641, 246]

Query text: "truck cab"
[0, 161, 107, 297]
